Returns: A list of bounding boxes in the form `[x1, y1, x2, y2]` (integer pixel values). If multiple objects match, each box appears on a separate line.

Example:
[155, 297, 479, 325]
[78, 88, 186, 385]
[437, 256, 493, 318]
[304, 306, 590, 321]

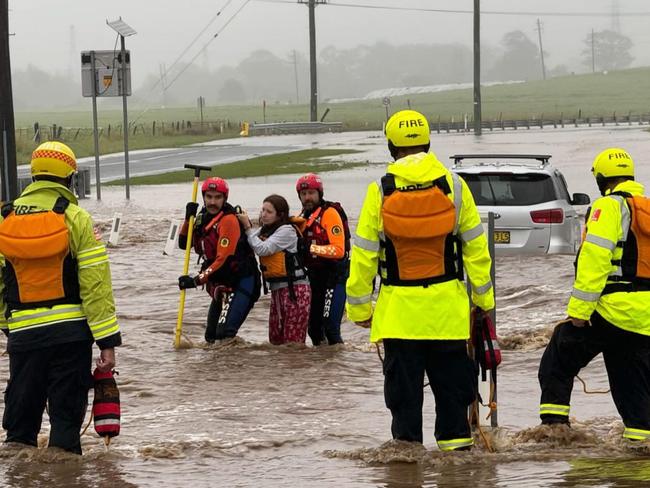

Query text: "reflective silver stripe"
[611, 266, 623, 277]
[483, 340, 500, 351]
[472, 281, 493, 295]
[347, 294, 372, 305]
[8, 306, 83, 323]
[571, 288, 600, 302]
[584, 234, 616, 251]
[460, 223, 484, 243]
[609, 195, 630, 242]
[376, 179, 384, 198]
[354, 235, 380, 252]
[94, 419, 120, 427]
[452, 172, 462, 234]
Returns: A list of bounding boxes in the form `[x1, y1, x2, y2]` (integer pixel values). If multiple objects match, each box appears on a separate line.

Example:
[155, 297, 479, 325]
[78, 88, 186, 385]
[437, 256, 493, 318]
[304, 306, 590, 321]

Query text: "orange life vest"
[0, 197, 80, 309]
[259, 223, 306, 283]
[379, 174, 463, 286]
[603, 194, 650, 294]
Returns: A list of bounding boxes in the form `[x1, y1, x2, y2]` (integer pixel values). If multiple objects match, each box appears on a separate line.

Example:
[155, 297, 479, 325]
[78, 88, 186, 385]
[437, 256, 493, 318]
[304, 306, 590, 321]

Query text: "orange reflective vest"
[603, 193, 650, 294]
[379, 174, 463, 286]
[0, 197, 80, 310]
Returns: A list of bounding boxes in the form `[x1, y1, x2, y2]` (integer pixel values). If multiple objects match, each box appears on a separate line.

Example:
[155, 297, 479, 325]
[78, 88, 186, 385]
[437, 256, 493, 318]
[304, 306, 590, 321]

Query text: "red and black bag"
[92, 368, 121, 441]
[471, 307, 501, 378]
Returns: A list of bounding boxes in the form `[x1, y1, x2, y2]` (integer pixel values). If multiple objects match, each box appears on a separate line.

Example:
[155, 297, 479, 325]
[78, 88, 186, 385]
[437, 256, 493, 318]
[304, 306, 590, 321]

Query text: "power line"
[164, 0, 250, 92]
[253, 0, 650, 17]
[132, 0, 250, 124]
[148, 0, 236, 96]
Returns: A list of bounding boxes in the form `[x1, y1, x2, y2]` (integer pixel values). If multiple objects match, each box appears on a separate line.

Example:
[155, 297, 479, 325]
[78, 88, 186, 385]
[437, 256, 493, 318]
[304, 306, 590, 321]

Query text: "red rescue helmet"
[201, 177, 229, 199]
[295, 173, 323, 195]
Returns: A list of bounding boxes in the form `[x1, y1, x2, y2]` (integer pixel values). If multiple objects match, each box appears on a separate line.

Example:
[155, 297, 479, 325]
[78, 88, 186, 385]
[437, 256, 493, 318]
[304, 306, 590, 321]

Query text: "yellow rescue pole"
[174, 164, 212, 349]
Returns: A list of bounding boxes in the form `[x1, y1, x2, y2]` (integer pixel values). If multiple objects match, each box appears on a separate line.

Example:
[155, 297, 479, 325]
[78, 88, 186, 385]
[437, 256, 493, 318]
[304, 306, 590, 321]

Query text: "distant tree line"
[12, 30, 635, 110]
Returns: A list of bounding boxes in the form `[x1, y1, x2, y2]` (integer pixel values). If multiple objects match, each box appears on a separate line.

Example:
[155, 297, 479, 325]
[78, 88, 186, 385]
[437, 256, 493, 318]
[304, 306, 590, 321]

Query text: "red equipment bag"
[92, 368, 121, 439]
[472, 308, 501, 373]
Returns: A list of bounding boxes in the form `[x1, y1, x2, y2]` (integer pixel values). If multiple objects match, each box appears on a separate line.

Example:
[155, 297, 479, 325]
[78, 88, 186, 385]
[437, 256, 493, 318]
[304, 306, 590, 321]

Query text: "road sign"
[382, 97, 391, 106]
[81, 50, 131, 98]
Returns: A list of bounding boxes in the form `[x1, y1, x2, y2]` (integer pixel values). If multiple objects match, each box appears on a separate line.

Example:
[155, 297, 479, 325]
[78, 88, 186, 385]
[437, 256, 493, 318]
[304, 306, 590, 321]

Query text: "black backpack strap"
[1, 201, 14, 218]
[52, 196, 70, 214]
[432, 175, 451, 194]
[380, 174, 396, 197]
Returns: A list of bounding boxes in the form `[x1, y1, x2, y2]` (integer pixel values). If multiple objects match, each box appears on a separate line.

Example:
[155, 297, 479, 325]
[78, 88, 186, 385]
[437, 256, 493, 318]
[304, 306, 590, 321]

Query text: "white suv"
[451, 154, 590, 255]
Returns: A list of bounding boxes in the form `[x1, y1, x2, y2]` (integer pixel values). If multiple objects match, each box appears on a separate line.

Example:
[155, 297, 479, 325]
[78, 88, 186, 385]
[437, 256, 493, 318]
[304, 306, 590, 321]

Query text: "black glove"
[178, 275, 198, 290]
[185, 202, 199, 221]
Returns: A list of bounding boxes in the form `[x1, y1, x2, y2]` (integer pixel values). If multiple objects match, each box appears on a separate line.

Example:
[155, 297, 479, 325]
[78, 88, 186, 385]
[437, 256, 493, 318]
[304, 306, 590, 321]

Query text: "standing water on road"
[1, 127, 650, 487]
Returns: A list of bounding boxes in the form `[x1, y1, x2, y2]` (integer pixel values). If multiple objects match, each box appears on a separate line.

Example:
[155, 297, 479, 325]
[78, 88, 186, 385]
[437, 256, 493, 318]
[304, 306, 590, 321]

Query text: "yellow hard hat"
[591, 147, 635, 179]
[385, 110, 430, 147]
[31, 141, 77, 178]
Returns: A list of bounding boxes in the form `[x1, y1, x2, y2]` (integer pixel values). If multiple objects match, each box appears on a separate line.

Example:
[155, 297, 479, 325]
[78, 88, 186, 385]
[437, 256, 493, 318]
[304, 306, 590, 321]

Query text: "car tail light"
[530, 209, 564, 224]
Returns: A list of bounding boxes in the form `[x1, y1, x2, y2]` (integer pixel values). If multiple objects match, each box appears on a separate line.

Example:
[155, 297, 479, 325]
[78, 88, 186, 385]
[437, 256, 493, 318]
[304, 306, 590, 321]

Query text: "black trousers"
[383, 339, 475, 444]
[539, 312, 650, 430]
[3, 341, 93, 454]
[307, 274, 345, 346]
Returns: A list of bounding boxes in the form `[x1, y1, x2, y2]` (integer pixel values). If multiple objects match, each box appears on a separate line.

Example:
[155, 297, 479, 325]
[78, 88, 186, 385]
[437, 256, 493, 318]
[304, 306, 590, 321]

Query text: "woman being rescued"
[237, 195, 311, 345]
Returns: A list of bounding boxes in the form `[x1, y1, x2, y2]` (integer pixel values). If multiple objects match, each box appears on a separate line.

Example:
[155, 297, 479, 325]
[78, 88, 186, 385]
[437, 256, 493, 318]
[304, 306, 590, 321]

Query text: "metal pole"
[90, 51, 101, 200]
[488, 211, 497, 428]
[308, 0, 318, 122]
[0, 0, 18, 200]
[536, 18, 546, 80]
[120, 35, 130, 200]
[472, 0, 482, 136]
[591, 28, 596, 73]
[293, 50, 300, 105]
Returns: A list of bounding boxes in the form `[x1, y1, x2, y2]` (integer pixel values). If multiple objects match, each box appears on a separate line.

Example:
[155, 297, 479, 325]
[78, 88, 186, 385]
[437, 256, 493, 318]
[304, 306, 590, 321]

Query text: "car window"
[458, 172, 557, 206]
[556, 172, 572, 203]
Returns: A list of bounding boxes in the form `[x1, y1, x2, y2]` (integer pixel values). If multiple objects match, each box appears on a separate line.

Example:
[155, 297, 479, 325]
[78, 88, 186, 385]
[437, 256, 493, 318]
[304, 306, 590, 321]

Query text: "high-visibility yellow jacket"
[0, 181, 121, 352]
[568, 180, 650, 334]
[346, 152, 495, 342]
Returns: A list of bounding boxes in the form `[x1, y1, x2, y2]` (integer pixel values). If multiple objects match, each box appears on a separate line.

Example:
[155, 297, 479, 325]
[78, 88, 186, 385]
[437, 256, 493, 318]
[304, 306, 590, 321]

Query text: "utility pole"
[591, 28, 596, 73]
[536, 18, 546, 80]
[473, 0, 482, 136]
[300, 0, 326, 121]
[293, 50, 300, 105]
[0, 0, 17, 201]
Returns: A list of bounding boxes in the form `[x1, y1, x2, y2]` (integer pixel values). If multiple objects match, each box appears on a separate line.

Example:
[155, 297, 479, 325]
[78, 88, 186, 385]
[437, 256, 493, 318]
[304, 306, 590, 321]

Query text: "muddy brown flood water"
[1, 127, 650, 487]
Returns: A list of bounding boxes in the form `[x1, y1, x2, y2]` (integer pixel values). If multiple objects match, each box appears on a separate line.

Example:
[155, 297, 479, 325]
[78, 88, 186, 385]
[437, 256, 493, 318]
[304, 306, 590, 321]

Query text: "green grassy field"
[14, 67, 650, 162]
[105, 148, 364, 186]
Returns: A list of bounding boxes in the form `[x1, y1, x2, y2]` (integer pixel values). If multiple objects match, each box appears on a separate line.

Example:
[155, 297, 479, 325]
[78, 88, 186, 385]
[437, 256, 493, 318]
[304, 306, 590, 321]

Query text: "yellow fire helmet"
[592, 147, 635, 179]
[385, 110, 430, 148]
[31, 141, 77, 178]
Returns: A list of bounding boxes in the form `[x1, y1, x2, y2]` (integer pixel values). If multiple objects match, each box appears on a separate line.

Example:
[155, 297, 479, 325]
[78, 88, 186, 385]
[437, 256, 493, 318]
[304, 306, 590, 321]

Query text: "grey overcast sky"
[9, 0, 650, 86]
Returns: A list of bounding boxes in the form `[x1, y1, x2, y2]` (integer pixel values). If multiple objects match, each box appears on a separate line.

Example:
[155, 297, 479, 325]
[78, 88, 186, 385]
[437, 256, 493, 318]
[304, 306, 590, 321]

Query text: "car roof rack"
[450, 154, 552, 168]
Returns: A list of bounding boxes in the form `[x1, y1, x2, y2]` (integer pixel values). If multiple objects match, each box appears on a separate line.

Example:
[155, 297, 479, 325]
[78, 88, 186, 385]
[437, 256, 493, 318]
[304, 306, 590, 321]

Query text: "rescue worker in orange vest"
[178, 177, 260, 342]
[296, 174, 350, 345]
[0, 142, 121, 454]
[346, 110, 494, 450]
[539, 148, 650, 442]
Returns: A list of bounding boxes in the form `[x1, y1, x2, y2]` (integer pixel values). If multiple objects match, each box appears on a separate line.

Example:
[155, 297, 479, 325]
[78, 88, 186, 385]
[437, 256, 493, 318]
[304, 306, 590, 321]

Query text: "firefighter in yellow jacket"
[346, 110, 494, 451]
[539, 148, 650, 441]
[0, 142, 121, 454]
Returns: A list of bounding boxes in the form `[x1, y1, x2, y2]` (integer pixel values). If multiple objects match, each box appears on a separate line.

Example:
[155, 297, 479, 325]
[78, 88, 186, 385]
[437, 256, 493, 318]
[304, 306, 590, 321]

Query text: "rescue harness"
[379, 173, 463, 287]
[0, 196, 80, 314]
[601, 192, 650, 295]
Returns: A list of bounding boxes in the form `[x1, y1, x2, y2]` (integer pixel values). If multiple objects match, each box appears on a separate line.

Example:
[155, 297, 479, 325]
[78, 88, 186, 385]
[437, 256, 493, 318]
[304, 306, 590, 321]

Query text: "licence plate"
[494, 231, 511, 244]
